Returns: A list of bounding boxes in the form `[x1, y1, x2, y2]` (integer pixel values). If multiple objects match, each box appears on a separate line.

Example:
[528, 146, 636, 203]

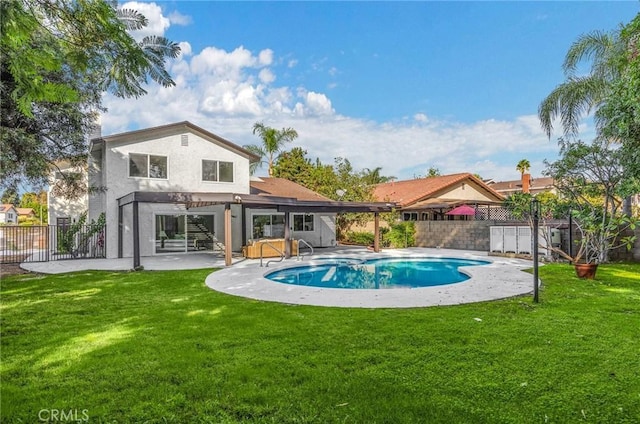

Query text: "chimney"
[522, 173, 531, 194]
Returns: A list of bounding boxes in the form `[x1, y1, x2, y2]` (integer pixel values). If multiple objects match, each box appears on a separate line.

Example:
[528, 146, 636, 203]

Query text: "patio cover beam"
[224, 203, 232, 266]
[117, 191, 396, 213]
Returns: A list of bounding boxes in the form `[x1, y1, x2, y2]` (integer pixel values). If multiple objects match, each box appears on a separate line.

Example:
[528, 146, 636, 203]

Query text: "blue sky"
[103, 1, 639, 181]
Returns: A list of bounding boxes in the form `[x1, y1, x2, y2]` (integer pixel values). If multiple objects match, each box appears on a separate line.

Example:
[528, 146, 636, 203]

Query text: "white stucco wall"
[48, 165, 88, 225]
[245, 209, 336, 248]
[442, 182, 498, 202]
[291, 213, 336, 247]
[99, 129, 252, 258]
[88, 143, 106, 223]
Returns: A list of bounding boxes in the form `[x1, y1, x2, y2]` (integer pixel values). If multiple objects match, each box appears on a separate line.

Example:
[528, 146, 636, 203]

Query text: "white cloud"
[100, 40, 569, 182]
[414, 113, 428, 123]
[303, 92, 334, 116]
[199, 81, 263, 116]
[168, 10, 192, 26]
[177, 41, 192, 57]
[259, 68, 275, 84]
[288, 59, 298, 68]
[258, 49, 274, 66]
[191, 46, 256, 78]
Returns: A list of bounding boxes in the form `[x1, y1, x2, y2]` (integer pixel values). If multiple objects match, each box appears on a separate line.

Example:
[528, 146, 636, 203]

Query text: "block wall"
[414, 221, 493, 251]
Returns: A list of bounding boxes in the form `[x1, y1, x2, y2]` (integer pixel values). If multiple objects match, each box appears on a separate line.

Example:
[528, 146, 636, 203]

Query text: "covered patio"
[117, 191, 396, 269]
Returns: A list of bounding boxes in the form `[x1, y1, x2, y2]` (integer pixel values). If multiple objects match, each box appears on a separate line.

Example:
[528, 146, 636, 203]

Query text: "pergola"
[117, 191, 396, 268]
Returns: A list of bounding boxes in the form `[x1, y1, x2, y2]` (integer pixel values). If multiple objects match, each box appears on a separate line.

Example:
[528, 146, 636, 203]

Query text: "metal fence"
[0, 224, 106, 264]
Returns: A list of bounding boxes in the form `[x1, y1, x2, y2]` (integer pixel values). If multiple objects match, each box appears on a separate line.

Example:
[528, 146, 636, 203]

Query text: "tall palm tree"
[538, 29, 623, 139]
[516, 159, 531, 179]
[538, 24, 635, 215]
[244, 122, 298, 175]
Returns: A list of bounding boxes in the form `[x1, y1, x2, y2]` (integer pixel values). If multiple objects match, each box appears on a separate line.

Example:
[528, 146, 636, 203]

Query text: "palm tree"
[244, 122, 298, 175]
[538, 29, 623, 139]
[361, 167, 394, 185]
[516, 159, 531, 179]
[539, 21, 636, 216]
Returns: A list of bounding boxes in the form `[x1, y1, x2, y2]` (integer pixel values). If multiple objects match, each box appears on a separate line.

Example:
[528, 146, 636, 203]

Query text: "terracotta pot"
[574, 263, 598, 279]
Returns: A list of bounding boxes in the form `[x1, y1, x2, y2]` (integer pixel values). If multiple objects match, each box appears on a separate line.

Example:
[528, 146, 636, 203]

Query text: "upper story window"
[129, 154, 167, 179]
[202, 160, 233, 182]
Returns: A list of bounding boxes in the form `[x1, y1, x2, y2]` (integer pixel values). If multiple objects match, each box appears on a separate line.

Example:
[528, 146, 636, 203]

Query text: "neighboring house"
[48, 121, 390, 264]
[489, 175, 640, 213]
[16, 208, 36, 219]
[487, 174, 556, 197]
[0, 204, 18, 224]
[373, 173, 505, 221]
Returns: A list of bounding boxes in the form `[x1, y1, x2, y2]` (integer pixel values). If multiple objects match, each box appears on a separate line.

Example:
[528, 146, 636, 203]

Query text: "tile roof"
[373, 173, 503, 208]
[0, 204, 16, 212]
[16, 208, 35, 215]
[250, 177, 332, 202]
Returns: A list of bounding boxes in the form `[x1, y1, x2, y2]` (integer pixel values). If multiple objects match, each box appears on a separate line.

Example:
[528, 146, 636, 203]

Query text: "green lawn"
[1, 263, 639, 423]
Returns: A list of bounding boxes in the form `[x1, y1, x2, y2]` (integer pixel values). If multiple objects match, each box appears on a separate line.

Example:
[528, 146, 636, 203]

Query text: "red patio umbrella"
[445, 204, 476, 216]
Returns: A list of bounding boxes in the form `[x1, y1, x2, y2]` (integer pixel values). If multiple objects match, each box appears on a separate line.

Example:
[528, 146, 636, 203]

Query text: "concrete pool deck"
[205, 247, 539, 308]
[17, 247, 538, 308]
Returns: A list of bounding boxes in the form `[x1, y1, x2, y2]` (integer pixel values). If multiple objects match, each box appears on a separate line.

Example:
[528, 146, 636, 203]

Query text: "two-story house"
[49, 121, 393, 266]
[0, 204, 18, 224]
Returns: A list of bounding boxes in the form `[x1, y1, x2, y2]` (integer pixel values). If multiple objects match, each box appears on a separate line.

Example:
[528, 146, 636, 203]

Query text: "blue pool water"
[265, 257, 490, 289]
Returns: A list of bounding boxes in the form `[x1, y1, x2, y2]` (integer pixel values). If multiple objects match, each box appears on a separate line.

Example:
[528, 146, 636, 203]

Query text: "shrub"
[384, 221, 415, 248]
[344, 231, 375, 246]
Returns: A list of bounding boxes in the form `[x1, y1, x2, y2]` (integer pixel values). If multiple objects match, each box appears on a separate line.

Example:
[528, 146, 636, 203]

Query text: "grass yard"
[1, 263, 639, 423]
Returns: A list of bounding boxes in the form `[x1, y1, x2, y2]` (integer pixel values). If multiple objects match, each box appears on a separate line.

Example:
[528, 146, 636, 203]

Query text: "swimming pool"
[265, 257, 490, 289]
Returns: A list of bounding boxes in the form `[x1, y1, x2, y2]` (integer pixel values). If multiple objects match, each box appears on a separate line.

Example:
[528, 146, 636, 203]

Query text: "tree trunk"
[623, 196, 632, 217]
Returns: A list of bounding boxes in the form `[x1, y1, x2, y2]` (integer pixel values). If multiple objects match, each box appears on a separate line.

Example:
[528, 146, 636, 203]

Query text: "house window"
[252, 214, 285, 239]
[403, 212, 418, 221]
[155, 214, 215, 254]
[202, 160, 234, 182]
[129, 154, 167, 179]
[293, 213, 314, 231]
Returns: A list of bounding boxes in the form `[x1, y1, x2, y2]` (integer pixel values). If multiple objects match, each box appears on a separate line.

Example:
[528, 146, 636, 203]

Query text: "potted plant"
[543, 138, 640, 278]
[550, 208, 636, 278]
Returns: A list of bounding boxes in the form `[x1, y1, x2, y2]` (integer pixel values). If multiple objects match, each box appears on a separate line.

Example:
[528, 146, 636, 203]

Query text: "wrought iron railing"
[0, 224, 106, 264]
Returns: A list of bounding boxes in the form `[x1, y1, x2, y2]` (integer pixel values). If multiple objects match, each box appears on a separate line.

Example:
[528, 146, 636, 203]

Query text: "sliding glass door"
[155, 214, 215, 254]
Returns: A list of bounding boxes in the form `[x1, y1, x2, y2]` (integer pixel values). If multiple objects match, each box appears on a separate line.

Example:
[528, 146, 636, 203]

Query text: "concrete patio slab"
[18, 252, 239, 274]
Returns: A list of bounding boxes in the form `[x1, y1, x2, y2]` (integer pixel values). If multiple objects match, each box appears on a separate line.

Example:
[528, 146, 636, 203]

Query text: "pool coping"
[205, 248, 538, 308]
